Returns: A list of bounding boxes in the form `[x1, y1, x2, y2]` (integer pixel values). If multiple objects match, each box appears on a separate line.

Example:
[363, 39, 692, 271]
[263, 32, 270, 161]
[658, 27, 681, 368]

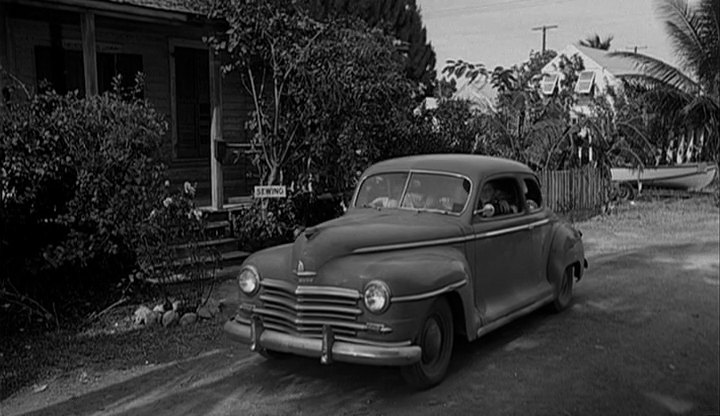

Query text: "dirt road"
[3, 198, 719, 416]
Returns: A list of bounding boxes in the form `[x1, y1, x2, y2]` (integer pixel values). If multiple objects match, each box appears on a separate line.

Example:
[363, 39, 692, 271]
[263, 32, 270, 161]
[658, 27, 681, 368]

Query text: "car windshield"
[355, 171, 471, 214]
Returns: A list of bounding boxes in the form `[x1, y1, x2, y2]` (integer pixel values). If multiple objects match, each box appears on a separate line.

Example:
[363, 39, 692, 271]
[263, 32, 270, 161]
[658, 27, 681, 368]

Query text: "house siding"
[5, 9, 255, 201]
[6, 14, 250, 146]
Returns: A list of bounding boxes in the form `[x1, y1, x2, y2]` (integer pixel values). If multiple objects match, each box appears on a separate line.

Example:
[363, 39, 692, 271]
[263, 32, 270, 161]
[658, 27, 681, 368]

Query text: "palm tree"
[610, 0, 719, 162]
[579, 33, 614, 50]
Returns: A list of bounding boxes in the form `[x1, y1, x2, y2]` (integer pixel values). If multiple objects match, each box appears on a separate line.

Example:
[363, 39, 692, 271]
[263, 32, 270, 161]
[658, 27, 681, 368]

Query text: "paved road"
[7, 232, 720, 415]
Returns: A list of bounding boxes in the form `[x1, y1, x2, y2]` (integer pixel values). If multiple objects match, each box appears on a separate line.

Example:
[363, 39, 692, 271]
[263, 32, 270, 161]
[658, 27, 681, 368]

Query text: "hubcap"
[421, 317, 442, 364]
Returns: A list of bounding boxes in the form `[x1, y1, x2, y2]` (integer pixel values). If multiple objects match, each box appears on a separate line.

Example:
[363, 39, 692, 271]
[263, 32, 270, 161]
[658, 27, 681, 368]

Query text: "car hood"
[291, 209, 466, 272]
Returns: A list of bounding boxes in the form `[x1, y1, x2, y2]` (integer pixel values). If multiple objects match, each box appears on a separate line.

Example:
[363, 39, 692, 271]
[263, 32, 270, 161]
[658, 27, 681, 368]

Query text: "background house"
[540, 44, 644, 116]
[0, 0, 258, 208]
[539, 44, 646, 164]
[541, 44, 705, 165]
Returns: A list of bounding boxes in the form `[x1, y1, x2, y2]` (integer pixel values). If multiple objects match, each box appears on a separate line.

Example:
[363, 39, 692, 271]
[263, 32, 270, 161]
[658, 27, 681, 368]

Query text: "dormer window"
[574, 70, 596, 94]
[540, 73, 559, 95]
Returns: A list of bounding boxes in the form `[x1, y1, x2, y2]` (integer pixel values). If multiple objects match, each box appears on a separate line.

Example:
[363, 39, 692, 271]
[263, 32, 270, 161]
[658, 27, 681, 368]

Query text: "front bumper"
[224, 317, 421, 366]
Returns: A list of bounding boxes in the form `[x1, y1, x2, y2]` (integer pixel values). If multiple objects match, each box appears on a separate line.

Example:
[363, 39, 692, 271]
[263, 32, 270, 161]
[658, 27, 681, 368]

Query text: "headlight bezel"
[363, 280, 391, 314]
[238, 265, 261, 296]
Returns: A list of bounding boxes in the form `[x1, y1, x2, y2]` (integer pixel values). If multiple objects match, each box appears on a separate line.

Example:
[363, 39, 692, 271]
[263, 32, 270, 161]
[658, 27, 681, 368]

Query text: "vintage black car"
[224, 154, 587, 388]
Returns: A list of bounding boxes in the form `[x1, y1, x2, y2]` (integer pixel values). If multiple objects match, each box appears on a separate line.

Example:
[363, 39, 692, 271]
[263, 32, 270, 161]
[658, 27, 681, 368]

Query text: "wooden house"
[0, 0, 257, 209]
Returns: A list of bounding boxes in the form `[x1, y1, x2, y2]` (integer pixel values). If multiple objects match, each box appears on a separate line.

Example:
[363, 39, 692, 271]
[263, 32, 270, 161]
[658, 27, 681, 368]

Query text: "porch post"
[0, 3, 10, 102]
[80, 11, 98, 96]
[209, 50, 224, 209]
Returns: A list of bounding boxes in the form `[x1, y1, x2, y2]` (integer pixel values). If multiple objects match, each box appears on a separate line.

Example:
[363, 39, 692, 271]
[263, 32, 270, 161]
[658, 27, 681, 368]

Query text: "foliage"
[132, 182, 219, 308]
[410, 99, 487, 154]
[443, 50, 590, 171]
[207, 1, 423, 220]
[233, 198, 298, 252]
[290, 21, 418, 194]
[302, 0, 437, 95]
[579, 33, 614, 50]
[576, 89, 655, 171]
[442, 60, 488, 85]
[0, 81, 211, 329]
[609, 0, 719, 163]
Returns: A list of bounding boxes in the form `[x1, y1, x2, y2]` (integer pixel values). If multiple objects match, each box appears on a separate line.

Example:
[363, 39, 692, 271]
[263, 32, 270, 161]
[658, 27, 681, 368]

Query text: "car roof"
[362, 154, 534, 179]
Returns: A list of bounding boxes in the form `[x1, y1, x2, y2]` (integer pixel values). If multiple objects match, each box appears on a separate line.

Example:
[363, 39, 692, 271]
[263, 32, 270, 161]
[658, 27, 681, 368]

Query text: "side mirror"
[473, 203, 495, 218]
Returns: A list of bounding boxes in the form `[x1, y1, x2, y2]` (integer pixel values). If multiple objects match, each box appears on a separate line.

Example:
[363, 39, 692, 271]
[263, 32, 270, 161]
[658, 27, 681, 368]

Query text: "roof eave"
[6, 0, 205, 24]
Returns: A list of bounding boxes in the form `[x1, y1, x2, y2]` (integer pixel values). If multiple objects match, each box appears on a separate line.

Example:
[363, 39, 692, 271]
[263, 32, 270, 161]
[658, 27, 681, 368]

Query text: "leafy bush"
[132, 182, 219, 309]
[233, 199, 298, 252]
[1, 84, 209, 328]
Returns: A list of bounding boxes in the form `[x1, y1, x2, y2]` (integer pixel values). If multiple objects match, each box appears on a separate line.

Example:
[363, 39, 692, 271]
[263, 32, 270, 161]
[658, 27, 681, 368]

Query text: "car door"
[520, 174, 555, 288]
[469, 175, 548, 323]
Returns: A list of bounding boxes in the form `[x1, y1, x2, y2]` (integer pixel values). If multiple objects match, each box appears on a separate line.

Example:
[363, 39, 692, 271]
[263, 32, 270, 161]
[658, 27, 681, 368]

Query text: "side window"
[522, 178, 543, 211]
[476, 177, 522, 219]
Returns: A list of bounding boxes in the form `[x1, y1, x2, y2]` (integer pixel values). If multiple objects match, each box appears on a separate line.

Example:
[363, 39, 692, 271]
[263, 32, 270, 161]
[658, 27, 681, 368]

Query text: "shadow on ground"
[9, 241, 719, 416]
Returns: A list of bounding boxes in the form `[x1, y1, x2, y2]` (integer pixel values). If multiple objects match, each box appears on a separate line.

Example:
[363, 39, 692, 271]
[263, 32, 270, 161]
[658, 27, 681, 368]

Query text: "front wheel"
[552, 266, 574, 312]
[401, 298, 454, 389]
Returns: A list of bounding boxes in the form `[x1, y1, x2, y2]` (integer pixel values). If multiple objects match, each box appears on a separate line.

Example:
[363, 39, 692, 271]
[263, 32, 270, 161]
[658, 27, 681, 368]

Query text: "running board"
[476, 294, 554, 338]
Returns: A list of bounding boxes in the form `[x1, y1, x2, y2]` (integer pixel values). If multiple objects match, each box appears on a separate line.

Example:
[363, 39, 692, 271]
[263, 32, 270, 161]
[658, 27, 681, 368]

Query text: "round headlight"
[238, 265, 260, 296]
[363, 280, 391, 314]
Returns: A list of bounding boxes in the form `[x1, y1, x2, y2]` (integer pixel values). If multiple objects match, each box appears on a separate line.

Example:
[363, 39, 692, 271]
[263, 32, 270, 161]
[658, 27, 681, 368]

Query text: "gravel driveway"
[3, 196, 718, 416]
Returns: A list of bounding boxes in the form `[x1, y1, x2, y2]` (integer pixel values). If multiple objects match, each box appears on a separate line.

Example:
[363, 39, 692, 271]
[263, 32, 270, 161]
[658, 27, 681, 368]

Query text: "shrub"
[233, 198, 298, 252]
[0, 83, 209, 328]
[132, 182, 219, 309]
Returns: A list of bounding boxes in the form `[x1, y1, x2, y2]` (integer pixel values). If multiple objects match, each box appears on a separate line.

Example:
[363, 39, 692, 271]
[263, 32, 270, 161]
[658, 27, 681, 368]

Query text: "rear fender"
[546, 221, 586, 288]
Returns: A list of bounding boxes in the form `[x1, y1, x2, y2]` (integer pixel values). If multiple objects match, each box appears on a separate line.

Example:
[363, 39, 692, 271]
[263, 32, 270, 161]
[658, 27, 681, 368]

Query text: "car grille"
[254, 279, 364, 338]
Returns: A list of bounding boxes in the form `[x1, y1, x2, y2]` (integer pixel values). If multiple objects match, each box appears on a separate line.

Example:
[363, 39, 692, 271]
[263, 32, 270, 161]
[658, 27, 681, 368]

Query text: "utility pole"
[532, 24, 558, 53]
[626, 45, 647, 54]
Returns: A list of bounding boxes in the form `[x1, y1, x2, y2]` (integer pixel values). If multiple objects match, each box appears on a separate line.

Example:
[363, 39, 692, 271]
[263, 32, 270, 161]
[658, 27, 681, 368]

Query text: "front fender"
[318, 246, 474, 342]
[318, 246, 470, 298]
[546, 220, 586, 288]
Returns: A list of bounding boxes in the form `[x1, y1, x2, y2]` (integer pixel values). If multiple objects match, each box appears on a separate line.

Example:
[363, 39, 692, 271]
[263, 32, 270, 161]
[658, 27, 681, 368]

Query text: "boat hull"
[611, 163, 717, 191]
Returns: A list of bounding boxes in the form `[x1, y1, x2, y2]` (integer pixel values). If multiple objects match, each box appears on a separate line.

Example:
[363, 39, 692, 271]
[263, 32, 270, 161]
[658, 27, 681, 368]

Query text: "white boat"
[611, 163, 718, 192]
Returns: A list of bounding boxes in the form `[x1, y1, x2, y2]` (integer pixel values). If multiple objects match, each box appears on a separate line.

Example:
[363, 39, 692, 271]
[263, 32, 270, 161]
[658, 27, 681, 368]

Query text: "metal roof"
[572, 44, 643, 77]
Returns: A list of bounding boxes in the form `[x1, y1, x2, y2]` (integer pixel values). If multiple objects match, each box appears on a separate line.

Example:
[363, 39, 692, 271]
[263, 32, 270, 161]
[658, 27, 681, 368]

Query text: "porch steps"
[146, 208, 250, 285]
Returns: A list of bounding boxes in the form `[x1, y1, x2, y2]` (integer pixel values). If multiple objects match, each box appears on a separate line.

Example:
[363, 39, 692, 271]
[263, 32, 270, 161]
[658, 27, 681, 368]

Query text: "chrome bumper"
[223, 318, 421, 366]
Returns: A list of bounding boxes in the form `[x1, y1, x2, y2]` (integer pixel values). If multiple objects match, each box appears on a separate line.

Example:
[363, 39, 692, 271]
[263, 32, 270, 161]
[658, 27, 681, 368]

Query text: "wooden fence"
[537, 166, 611, 220]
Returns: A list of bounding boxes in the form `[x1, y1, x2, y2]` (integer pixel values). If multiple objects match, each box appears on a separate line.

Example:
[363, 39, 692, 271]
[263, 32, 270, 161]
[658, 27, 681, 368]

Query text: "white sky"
[417, 0, 678, 73]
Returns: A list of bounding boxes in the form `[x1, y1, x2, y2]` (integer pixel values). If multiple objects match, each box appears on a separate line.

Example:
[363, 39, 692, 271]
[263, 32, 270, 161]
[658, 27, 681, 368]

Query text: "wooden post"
[80, 11, 98, 96]
[209, 50, 224, 210]
[0, 3, 9, 101]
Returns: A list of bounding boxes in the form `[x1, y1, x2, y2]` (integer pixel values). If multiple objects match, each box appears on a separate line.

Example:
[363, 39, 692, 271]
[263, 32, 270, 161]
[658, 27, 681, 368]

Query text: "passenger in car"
[480, 182, 517, 216]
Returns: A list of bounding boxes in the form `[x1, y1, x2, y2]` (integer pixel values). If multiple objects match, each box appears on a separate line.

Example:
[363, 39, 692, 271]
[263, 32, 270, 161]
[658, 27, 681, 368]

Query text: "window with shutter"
[540, 73, 559, 95]
[574, 70, 596, 94]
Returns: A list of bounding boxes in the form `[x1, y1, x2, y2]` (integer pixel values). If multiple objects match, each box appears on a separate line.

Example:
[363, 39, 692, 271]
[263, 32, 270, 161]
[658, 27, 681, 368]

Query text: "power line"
[532, 24, 558, 53]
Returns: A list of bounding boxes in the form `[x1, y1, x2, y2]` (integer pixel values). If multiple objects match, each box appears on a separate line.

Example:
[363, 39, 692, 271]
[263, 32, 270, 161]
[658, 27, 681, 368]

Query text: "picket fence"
[537, 167, 611, 220]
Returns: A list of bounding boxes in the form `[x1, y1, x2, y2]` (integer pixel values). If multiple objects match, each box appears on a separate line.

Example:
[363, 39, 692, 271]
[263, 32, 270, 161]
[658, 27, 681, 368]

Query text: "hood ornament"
[294, 259, 317, 279]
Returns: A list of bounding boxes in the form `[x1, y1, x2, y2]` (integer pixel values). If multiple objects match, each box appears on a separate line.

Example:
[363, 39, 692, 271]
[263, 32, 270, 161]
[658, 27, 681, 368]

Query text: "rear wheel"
[552, 266, 574, 312]
[401, 298, 454, 389]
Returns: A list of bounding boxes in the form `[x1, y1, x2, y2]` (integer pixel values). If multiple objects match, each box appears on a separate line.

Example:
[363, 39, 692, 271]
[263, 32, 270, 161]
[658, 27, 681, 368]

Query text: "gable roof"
[542, 44, 643, 77]
[572, 45, 641, 77]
